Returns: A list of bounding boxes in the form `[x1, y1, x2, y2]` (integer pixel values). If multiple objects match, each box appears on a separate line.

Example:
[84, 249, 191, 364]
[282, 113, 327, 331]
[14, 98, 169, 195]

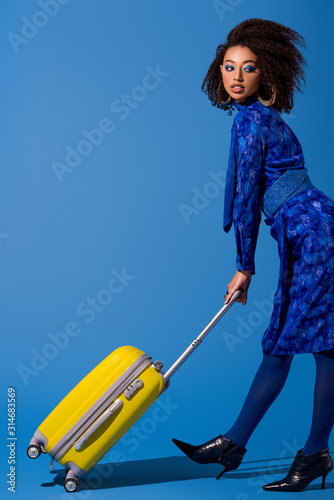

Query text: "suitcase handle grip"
[74, 399, 123, 451]
[163, 290, 242, 382]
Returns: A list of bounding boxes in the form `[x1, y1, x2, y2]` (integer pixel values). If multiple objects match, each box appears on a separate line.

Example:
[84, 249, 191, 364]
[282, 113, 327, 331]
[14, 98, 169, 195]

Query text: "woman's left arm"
[225, 114, 264, 305]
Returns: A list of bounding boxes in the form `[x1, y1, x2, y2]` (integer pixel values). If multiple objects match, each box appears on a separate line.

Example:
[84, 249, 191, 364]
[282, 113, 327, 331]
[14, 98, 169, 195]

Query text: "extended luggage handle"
[163, 290, 242, 382]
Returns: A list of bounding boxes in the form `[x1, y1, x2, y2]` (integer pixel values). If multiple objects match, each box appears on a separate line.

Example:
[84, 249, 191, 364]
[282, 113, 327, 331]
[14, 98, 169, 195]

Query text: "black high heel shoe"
[263, 447, 332, 492]
[172, 435, 247, 479]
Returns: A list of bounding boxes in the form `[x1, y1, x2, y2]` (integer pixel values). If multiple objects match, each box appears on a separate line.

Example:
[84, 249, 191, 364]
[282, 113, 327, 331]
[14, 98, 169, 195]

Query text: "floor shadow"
[306, 482, 334, 491]
[41, 453, 334, 492]
[39, 456, 289, 490]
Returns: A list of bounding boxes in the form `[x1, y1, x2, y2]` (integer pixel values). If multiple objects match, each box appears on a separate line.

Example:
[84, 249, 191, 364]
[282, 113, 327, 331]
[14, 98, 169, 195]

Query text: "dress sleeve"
[233, 114, 264, 275]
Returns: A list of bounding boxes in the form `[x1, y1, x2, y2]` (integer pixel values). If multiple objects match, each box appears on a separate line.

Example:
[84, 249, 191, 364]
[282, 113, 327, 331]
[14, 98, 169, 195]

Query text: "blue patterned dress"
[223, 94, 334, 355]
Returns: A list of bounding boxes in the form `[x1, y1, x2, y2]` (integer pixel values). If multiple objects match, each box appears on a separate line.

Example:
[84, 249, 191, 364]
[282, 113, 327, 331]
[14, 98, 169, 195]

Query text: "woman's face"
[220, 45, 263, 103]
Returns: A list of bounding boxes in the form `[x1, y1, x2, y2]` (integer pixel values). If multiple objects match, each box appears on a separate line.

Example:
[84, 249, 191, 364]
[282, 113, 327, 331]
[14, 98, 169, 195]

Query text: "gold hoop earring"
[217, 80, 231, 105]
[257, 83, 276, 106]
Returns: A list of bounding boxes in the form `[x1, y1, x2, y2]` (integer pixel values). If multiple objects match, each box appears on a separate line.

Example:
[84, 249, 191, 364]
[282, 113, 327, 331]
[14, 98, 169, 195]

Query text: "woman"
[172, 18, 334, 492]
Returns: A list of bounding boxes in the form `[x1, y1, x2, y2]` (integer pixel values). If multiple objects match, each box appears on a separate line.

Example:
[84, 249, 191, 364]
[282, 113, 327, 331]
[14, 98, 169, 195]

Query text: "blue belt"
[260, 169, 314, 218]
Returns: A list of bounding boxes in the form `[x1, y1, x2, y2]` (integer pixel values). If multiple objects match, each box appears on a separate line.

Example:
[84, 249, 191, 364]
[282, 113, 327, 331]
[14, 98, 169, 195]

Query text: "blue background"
[1, 0, 334, 498]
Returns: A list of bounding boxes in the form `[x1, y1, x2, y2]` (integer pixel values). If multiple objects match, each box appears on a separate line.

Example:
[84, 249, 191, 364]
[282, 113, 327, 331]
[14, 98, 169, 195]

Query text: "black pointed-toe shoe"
[263, 447, 332, 492]
[172, 435, 247, 479]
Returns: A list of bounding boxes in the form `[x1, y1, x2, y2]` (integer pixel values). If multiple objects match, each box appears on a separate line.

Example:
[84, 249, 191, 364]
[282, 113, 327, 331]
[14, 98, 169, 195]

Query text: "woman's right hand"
[224, 270, 252, 306]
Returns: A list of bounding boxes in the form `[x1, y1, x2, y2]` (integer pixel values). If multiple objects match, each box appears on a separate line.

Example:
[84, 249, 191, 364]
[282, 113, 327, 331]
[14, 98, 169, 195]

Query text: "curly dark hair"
[201, 18, 307, 114]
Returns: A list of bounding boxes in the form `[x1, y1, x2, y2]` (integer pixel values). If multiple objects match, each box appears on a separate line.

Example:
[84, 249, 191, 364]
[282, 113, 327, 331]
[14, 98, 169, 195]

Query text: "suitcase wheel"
[26, 445, 41, 459]
[64, 478, 78, 493]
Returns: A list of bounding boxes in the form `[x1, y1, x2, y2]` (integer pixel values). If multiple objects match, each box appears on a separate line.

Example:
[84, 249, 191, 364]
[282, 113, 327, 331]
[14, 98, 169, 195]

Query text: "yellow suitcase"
[27, 291, 241, 492]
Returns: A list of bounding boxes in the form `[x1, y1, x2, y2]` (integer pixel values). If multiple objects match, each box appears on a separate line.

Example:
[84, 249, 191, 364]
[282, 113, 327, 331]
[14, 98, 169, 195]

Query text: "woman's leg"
[172, 352, 294, 477]
[263, 349, 334, 492]
[224, 353, 294, 448]
[302, 348, 334, 454]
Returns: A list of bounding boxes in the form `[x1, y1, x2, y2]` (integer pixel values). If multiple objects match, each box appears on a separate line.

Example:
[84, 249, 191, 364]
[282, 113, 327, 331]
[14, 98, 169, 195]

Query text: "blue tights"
[224, 350, 334, 454]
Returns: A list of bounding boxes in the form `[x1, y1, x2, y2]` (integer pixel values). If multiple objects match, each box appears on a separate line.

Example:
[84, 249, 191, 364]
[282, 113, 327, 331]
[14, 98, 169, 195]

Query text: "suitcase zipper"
[49, 353, 152, 461]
